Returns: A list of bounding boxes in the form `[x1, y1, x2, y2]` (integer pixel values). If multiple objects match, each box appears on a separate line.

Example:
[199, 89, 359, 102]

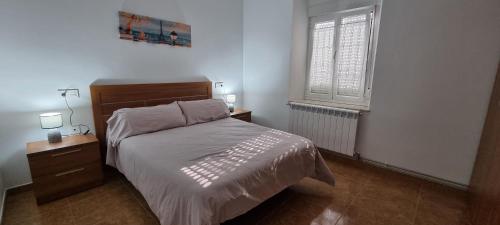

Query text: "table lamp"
[225, 94, 236, 112]
[40, 112, 63, 143]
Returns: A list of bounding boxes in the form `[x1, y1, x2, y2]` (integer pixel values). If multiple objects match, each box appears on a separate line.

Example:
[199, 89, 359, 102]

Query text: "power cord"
[61, 89, 92, 135]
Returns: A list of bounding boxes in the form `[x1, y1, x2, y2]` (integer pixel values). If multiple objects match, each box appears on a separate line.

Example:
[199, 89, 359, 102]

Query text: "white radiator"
[288, 102, 360, 157]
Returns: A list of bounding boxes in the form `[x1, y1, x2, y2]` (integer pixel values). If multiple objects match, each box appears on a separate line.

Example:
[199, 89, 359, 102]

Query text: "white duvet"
[107, 118, 335, 225]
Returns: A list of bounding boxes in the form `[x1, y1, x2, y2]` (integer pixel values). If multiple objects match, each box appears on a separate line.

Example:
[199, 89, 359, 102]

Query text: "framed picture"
[119, 11, 192, 48]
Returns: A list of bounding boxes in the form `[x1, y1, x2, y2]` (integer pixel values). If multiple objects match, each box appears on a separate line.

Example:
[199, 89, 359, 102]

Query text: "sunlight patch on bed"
[180, 129, 298, 188]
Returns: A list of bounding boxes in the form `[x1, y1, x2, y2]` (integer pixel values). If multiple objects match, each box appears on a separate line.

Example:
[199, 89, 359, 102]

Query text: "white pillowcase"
[177, 99, 230, 126]
[106, 102, 186, 148]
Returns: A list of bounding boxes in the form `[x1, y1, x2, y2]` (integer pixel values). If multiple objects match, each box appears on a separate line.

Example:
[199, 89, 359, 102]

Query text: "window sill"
[289, 99, 370, 112]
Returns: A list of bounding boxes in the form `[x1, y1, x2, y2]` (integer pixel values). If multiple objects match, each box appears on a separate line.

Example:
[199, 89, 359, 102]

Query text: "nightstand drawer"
[33, 162, 103, 204]
[232, 113, 251, 122]
[27, 135, 102, 204]
[28, 143, 100, 178]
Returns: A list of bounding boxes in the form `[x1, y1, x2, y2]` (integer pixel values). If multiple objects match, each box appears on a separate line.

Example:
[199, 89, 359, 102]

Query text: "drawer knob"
[55, 168, 85, 177]
[51, 148, 82, 157]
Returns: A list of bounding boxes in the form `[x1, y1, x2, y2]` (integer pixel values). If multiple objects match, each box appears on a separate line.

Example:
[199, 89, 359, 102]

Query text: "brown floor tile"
[414, 182, 471, 225]
[340, 196, 415, 225]
[263, 195, 345, 225]
[223, 189, 291, 225]
[419, 182, 468, 209]
[2, 156, 470, 225]
[324, 156, 368, 181]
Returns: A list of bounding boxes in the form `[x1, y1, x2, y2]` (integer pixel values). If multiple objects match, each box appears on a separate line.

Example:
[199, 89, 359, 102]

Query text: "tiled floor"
[2, 155, 471, 225]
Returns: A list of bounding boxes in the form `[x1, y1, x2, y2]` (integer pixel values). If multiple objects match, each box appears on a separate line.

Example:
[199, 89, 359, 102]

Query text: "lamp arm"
[58, 88, 80, 97]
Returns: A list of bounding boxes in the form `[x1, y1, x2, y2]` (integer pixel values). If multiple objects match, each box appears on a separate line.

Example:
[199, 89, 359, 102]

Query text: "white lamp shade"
[40, 112, 63, 129]
[226, 94, 236, 104]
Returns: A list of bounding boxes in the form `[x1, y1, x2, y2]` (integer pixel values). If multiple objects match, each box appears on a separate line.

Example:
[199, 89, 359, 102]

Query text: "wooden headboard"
[90, 81, 212, 160]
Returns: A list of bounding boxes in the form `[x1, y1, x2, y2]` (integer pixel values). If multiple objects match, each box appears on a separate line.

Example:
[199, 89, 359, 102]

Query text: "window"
[306, 7, 377, 108]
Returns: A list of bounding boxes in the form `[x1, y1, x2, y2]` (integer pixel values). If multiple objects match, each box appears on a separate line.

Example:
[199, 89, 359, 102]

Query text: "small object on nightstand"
[225, 94, 236, 112]
[230, 108, 252, 122]
[26, 135, 103, 204]
[39, 112, 63, 143]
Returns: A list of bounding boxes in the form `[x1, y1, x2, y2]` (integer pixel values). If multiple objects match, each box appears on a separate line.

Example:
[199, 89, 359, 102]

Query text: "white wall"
[0, 0, 244, 188]
[242, 0, 295, 131]
[309, 0, 377, 16]
[355, 0, 500, 185]
[291, 0, 500, 185]
[289, 0, 310, 101]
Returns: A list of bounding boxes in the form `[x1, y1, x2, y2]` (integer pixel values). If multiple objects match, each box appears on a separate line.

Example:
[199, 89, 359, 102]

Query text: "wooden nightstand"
[231, 108, 252, 122]
[26, 135, 103, 204]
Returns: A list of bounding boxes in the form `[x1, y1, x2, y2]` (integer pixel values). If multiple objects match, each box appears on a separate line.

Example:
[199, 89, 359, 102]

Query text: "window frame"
[305, 6, 377, 108]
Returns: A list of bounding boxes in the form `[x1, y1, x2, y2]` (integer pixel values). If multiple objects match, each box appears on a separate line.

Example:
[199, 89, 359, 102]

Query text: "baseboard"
[318, 148, 469, 191]
[6, 183, 33, 195]
[0, 187, 6, 225]
[0, 183, 32, 224]
[360, 158, 469, 191]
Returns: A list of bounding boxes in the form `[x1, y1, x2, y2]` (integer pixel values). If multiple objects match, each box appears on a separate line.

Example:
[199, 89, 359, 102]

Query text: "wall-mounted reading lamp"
[58, 88, 80, 98]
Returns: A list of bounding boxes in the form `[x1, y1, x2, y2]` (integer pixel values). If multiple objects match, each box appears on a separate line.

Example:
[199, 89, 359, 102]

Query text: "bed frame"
[90, 81, 212, 162]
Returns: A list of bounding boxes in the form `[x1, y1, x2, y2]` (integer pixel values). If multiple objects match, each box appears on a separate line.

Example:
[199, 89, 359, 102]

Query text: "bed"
[90, 81, 335, 225]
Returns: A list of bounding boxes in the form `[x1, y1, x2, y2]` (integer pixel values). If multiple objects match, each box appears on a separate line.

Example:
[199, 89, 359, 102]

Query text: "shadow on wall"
[0, 106, 94, 188]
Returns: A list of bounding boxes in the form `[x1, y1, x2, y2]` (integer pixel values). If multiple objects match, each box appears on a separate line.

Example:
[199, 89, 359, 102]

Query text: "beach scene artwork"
[119, 11, 192, 48]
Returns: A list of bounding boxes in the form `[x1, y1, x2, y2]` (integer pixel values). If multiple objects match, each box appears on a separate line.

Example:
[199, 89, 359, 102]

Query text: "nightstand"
[231, 108, 252, 122]
[26, 135, 103, 204]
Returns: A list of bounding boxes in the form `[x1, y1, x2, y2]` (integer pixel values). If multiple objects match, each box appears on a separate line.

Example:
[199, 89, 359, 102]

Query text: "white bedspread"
[108, 118, 335, 225]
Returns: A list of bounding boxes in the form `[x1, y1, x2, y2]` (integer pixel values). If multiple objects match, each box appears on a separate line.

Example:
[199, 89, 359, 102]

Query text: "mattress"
[108, 118, 335, 225]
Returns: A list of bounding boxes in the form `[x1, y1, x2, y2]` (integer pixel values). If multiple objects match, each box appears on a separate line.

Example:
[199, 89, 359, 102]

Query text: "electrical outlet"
[215, 82, 224, 89]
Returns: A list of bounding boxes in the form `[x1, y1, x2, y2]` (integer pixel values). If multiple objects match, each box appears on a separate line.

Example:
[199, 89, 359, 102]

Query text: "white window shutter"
[334, 14, 370, 98]
[308, 20, 336, 95]
[305, 6, 376, 107]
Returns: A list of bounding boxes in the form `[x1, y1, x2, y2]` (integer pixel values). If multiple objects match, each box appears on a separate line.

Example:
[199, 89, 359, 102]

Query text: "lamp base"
[228, 104, 235, 113]
[47, 129, 62, 144]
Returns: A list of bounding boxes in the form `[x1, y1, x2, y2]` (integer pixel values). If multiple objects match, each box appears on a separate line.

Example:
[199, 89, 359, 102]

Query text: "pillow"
[106, 102, 186, 148]
[178, 99, 230, 125]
